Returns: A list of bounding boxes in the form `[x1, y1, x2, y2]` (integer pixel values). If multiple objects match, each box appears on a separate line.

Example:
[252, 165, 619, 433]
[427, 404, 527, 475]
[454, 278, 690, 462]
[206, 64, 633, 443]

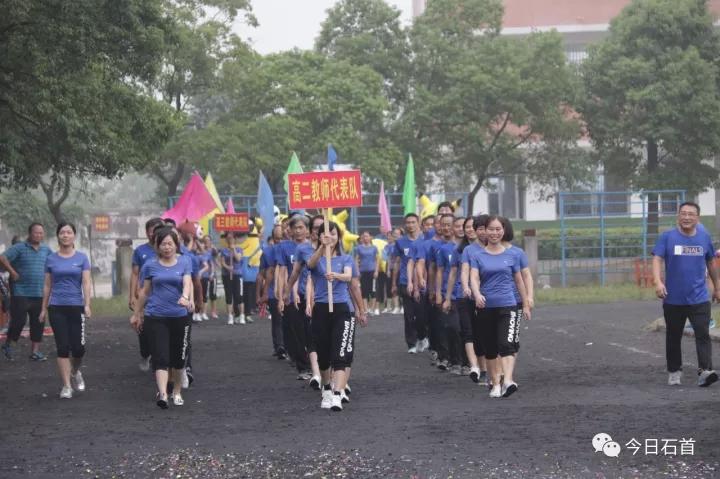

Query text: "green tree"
[148, 0, 257, 198]
[406, 0, 587, 213]
[1, 0, 181, 223]
[315, 0, 411, 113]
[202, 50, 399, 193]
[581, 0, 720, 231]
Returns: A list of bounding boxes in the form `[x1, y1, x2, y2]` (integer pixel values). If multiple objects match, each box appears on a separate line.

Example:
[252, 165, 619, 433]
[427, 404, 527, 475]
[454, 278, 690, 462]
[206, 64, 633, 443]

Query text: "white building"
[414, 0, 720, 220]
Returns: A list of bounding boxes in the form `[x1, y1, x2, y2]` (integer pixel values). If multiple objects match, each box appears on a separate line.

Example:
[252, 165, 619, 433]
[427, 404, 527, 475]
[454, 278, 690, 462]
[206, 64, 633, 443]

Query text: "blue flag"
[257, 171, 275, 242]
[327, 144, 337, 171]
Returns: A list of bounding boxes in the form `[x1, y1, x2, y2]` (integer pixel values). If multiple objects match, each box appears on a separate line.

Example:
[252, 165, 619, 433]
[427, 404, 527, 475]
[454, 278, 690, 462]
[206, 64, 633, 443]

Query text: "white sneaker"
[330, 392, 343, 411]
[489, 385, 502, 398]
[416, 339, 426, 353]
[181, 369, 190, 389]
[373, 308, 380, 316]
[668, 371, 682, 386]
[202, 313, 209, 321]
[172, 394, 184, 406]
[192, 313, 201, 323]
[392, 307, 401, 315]
[422, 338, 430, 351]
[321, 389, 333, 409]
[382, 307, 390, 314]
[237, 314, 246, 325]
[341, 391, 350, 404]
[698, 369, 718, 387]
[469, 367, 481, 383]
[139, 357, 151, 372]
[408, 346, 417, 354]
[309, 376, 321, 391]
[227, 314, 234, 325]
[60, 386, 73, 399]
[72, 370, 85, 392]
[400, 307, 404, 315]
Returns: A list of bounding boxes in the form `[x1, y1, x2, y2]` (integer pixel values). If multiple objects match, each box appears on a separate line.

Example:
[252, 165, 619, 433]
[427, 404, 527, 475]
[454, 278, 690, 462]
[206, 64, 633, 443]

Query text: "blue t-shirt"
[132, 243, 156, 270]
[383, 243, 395, 272]
[45, 252, 90, 306]
[470, 249, 520, 308]
[652, 228, 714, 305]
[179, 245, 200, 279]
[295, 242, 315, 298]
[141, 258, 192, 317]
[309, 254, 353, 304]
[3, 241, 53, 297]
[462, 242, 484, 265]
[436, 242, 462, 300]
[354, 244, 378, 273]
[424, 228, 436, 241]
[219, 247, 243, 276]
[260, 245, 277, 299]
[506, 245, 529, 303]
[200, 251, 213, 279]
[395, 236, 421, 286]
[277, 240, 303, 272]
[427, 238, 443, 265]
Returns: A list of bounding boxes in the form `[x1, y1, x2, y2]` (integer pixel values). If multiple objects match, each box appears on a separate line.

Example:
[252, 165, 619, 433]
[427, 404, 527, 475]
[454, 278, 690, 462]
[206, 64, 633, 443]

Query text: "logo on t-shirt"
[674, 245, 704, 256]
[403, 248, 410, 256]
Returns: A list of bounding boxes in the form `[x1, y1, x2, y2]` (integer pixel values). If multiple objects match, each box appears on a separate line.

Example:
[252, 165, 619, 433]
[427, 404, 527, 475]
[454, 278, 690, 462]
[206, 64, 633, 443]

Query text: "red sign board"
[287, 170, 363, 210]
[93, 215, 111, 232]
[214, 213, 250, 232]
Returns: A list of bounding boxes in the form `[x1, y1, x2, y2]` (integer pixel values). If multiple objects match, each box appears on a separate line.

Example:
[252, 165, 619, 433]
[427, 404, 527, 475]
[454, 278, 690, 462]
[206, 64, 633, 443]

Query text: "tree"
[406, 0, 587, 213]
[200, 50, 400, 193]
[147, 0, 257, 198]
[581, 0, 720, 232]
[315, 0, 411, 114]
[1, 0, 182, 223]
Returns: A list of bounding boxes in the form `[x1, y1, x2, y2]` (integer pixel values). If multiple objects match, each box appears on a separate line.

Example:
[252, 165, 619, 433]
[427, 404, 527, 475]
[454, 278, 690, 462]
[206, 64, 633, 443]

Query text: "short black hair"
[56, 221, 76, 236]
[154, 226, 180, 251]
[404, 213, 419, 221]
[678, 201, 700, 215]
[438, 201, 455, 213]
[473, 214, 489, 230]
[163, 218, 177, 227]
[27, 222, 44, 235]
[145, 217, 165, 233]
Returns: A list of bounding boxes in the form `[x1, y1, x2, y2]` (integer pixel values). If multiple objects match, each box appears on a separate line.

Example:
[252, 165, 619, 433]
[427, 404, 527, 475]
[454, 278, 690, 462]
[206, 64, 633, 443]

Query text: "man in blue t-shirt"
[0, 223, 53, 361]
[391, 213, 426, 353]
[652, 201, 720, 387]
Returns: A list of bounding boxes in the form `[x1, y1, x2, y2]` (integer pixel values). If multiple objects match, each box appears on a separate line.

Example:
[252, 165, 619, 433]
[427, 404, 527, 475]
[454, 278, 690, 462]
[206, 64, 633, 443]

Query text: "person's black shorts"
[360, 271, 374, 299]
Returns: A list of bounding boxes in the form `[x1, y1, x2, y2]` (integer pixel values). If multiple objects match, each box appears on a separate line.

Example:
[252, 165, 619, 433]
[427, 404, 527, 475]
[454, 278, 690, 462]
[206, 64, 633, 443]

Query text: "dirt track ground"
[1, 300, 719, 478]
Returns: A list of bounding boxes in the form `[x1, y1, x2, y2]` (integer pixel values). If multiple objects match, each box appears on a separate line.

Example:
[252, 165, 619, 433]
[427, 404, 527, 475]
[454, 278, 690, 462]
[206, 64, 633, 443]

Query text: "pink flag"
[378, 181, 392, 234]
[225, 197, 236, 214]
[162, 173, 218, 223]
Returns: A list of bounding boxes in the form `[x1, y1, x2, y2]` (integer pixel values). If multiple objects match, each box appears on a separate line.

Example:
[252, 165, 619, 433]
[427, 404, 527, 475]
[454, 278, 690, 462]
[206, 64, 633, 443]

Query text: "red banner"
[287, 170, 363, 210]
[214, 213, 250, 232]
[93, 215, 111, 232]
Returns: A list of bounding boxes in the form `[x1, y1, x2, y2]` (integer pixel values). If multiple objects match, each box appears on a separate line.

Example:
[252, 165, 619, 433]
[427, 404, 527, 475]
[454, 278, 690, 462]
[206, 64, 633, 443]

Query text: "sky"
[235, 0, 414, 54]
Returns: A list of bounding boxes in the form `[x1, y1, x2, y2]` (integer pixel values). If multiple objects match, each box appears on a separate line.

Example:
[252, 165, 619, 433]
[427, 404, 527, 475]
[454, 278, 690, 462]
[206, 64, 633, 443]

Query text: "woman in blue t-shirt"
[40, 222, 91, 399]
[307, 221, 364, 412]
[354, 231, 379, 316]
[470, 216, 531, 399]
[499, 216, 534, 356]
[131, 227, 193, 409]
[220, 233, 244, 325]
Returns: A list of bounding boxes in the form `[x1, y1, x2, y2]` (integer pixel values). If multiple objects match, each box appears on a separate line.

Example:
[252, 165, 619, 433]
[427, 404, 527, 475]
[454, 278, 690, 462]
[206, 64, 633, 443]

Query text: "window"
[487, 175, 526, 219]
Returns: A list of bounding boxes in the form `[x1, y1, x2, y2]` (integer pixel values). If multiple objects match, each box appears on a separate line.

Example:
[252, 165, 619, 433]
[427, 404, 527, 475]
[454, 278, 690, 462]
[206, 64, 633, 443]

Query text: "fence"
[534, 190, 686, 287]
[168, 191, 471, 237]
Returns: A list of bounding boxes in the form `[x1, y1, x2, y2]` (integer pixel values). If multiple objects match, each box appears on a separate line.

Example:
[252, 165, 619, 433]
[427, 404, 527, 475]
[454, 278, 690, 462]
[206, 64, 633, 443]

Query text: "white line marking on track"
[607, 342, 663, 359]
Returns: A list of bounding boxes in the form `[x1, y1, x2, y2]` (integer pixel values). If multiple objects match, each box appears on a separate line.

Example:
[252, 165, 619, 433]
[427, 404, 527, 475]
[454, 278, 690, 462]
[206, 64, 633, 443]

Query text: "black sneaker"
[698, 370, 718, 387]
[156, 393, 168, 409]
[437, 359, 448, 371]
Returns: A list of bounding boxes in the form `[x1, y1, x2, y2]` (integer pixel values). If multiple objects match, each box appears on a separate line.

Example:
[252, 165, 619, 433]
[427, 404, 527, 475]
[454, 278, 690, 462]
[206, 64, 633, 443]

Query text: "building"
[414, 0, 720, 220]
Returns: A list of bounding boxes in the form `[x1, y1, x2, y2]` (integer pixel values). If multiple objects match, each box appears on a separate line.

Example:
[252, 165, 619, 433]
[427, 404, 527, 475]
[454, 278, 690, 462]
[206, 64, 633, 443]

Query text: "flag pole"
[323, 208, 334, 312]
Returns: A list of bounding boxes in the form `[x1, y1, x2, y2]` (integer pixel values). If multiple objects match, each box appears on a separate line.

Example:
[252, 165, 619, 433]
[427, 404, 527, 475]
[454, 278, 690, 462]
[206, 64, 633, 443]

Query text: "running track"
[2, 301, 719, 478]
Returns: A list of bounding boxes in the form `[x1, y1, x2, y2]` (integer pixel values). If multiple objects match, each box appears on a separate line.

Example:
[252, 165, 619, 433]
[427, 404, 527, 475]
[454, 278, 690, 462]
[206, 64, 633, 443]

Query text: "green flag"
[402, 154, 416, 215]
[283, 151, 303, 193]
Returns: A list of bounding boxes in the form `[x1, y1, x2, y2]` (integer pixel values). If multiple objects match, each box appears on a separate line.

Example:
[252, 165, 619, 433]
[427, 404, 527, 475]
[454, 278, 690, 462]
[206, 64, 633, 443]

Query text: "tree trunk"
[466, 174, 486, 216]
[153, 161, 185, 198]
[646, 139, 659, 238]
[38, 171, 72, 225]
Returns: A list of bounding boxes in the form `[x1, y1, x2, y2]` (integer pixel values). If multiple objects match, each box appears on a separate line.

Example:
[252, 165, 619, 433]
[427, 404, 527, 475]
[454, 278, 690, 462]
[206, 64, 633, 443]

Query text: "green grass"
[535, 283, 656, 305]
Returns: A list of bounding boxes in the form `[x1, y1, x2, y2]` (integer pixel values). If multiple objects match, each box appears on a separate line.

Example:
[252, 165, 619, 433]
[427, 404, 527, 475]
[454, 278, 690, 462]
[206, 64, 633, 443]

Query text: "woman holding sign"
[307, 221, 367, 412]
